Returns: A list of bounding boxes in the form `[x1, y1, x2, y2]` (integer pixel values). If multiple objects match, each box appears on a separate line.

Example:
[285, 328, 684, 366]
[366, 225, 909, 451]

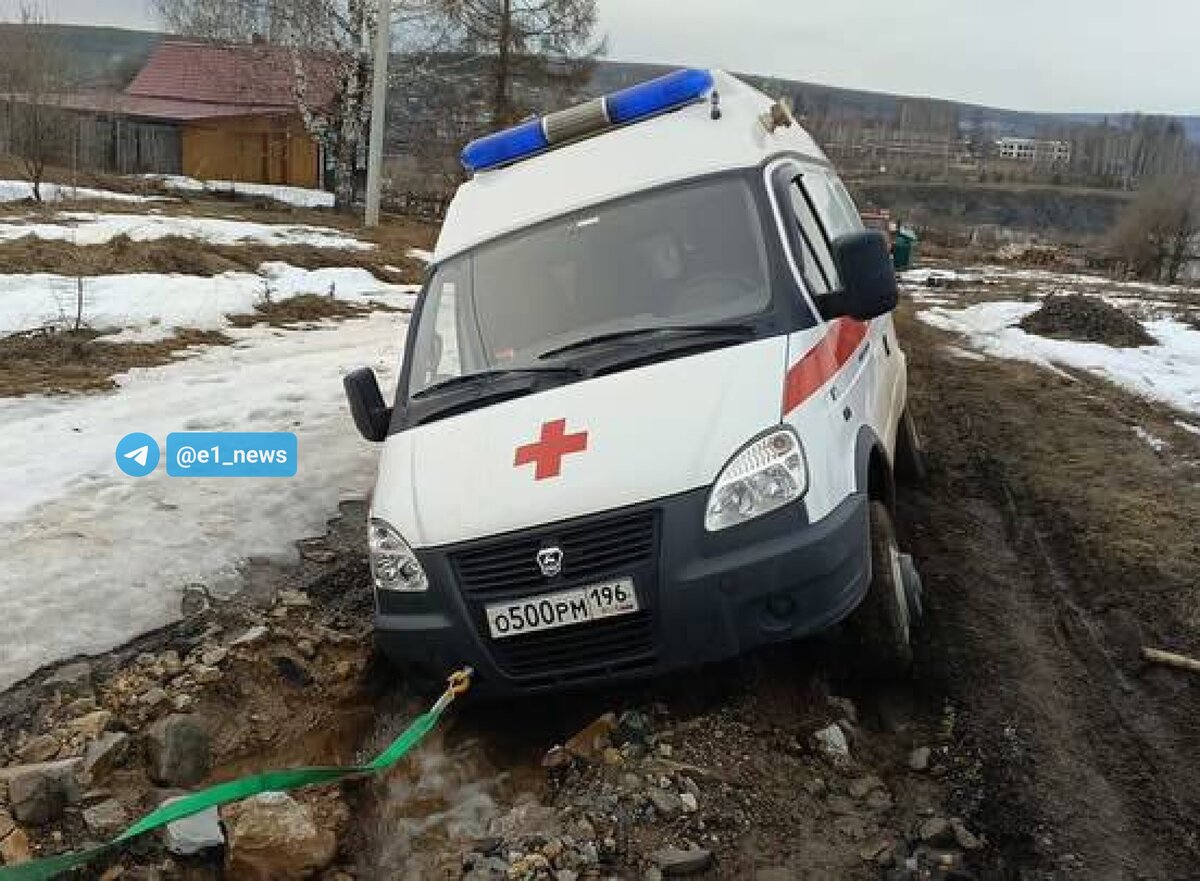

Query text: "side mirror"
[819, 231, 899, 321]
[343, 367, 392, 442]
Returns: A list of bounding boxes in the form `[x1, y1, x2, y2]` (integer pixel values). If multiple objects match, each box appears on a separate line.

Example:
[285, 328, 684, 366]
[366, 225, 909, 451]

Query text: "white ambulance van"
[344, 69, 925, 695]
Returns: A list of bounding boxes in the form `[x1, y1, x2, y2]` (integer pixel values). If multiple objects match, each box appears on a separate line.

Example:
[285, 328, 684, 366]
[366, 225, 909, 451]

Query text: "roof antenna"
[710, 90, 722, 120]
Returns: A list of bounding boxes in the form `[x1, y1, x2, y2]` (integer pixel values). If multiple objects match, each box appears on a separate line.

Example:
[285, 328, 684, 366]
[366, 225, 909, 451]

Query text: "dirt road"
[348, 303, 1200, 879]
[3, 297, 1199, 881]
[897, 306, 1200, 881]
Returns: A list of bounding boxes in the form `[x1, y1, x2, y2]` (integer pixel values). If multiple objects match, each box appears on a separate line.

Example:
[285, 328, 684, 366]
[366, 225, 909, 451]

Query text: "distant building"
[36, 41, 337, 187]
[995, 136, 1071, 165]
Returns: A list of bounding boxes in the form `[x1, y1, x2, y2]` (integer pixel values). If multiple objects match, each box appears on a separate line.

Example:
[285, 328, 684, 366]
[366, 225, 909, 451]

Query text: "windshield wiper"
[537, 322, 756, 361]
[412, 364, 585, 399]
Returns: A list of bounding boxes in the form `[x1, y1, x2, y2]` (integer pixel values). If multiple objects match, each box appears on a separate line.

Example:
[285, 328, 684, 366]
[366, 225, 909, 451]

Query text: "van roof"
[432, 70, 830, 262]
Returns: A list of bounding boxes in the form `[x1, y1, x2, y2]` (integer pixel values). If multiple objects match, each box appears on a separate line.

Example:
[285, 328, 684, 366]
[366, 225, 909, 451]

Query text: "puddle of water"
[354, 713, 528, 879]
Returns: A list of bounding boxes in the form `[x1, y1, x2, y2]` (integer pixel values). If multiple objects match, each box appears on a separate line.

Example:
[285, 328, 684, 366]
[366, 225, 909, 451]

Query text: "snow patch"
[146, 175, 335, 209]
[1176, 420, 1200, 437]
[919, 302, 1200, 417]
[1134, 426, 1167, 452]
[943, 345, 986, 362]
[906, 293, 957, 306]
[0, 313, 407, 688]
[0, 180, 168, 204]
[0, 211, 371, 250]
[0, 265, 418, 338]
[899, 268, 974, 286]
[407, 248, 434, 264]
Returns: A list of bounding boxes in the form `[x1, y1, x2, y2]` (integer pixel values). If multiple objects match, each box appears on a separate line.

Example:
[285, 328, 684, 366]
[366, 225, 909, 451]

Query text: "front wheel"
[847, 501, 915, 675]
[895, 408, 928, 485]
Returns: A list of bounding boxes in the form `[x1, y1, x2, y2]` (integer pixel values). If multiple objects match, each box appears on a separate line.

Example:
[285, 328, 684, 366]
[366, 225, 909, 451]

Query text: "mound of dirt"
[1019, 293, 1154, 347]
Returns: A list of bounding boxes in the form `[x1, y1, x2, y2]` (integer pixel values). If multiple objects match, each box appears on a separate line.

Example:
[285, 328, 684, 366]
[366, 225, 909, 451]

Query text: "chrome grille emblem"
[537, 546, 564, 578]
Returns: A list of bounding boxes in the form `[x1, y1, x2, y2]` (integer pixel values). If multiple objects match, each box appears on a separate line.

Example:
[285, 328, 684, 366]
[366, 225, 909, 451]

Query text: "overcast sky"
[25, 0, 1200, 115]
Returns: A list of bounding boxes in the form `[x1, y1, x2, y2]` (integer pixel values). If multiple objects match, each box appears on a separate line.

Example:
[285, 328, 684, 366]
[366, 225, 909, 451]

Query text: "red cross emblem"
[514, 419, 589, 480]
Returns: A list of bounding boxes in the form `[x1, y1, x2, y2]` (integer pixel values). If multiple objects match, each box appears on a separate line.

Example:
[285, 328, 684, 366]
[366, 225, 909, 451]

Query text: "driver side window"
[786, 177, 841, 298]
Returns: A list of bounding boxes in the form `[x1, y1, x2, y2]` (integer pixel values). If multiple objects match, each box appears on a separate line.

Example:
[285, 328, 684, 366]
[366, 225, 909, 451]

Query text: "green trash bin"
[892, 229, 917, 270]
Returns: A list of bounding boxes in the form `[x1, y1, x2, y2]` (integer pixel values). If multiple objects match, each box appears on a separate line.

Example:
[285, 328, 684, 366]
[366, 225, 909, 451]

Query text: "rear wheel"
[847, 501, 914, 675]
[895, 408, 927, 484]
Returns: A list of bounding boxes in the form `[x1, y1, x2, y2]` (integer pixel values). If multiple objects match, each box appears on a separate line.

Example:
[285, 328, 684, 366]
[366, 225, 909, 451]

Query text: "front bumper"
[375, 489, 871, 696]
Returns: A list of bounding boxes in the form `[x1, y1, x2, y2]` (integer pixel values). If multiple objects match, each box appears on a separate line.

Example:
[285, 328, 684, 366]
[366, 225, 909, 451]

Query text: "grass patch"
[899, 304, 1200, 632]
[0, 234, 424, 282]
[226, 293, 375, 328]
[0, 294, 401, 397]
[0, 326, 229, 396]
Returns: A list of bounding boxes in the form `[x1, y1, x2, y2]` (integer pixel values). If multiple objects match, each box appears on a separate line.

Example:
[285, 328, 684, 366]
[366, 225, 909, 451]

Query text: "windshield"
[406, 175, 772, 398]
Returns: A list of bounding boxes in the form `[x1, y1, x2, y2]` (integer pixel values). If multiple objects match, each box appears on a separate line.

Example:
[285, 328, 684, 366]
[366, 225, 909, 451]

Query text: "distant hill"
[8, 24, 1200, 143]
[0, 23, 162, 88]
[589, 60, 1200, 143]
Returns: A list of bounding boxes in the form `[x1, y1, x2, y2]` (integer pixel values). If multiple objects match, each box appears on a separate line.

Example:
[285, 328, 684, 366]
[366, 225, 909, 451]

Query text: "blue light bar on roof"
[606, 68, 714, 125]
[460, 68, 715, 173]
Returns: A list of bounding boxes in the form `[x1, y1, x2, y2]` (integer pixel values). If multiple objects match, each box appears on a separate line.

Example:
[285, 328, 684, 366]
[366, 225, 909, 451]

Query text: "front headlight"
[369, 518, 429, 592]
[705, 428, 809, 532]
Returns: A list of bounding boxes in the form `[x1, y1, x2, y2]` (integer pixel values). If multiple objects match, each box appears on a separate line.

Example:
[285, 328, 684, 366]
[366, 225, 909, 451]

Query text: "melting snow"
[0, 180, 168, 204]
[919, 301, 1200, 417]
[943, 345, 986, 362]
[899, 268, 975, 286]
[0, 313, 406, 688]
[0, 211, 371, 249]
[1134, 426, 1167, 452]
[145, 175, 336, 209]
[0, 264, 418, 339]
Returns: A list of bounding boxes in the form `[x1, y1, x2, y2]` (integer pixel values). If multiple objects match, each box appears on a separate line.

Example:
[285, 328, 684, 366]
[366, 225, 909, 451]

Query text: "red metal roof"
[124, 40, 337, 114]
[54, 90, 298, 121]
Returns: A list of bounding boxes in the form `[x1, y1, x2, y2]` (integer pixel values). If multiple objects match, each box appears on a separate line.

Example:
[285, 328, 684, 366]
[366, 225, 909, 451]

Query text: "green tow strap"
[0, 669, 472, 881]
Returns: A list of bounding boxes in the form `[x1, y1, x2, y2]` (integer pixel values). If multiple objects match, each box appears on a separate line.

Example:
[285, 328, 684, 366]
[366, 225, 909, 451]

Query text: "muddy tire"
[895, 407, 927, 484]
[847, 501, 914, 676]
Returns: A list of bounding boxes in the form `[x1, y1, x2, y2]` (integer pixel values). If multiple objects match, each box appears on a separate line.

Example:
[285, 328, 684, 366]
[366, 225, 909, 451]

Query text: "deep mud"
[898, 306, 1200, 880]
[4, 290, 1200, 880]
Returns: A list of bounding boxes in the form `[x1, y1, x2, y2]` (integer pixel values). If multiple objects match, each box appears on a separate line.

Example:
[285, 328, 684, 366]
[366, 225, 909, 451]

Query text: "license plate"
[485, 578, 638, 639]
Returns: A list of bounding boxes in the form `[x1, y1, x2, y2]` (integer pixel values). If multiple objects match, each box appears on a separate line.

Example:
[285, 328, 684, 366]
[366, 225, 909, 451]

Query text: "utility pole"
[364, 0, 392, 227]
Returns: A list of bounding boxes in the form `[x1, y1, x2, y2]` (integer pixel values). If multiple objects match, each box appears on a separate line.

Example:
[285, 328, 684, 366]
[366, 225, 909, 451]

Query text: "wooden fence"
[75, 113, 181, 175]
[0, 104, 181, 176]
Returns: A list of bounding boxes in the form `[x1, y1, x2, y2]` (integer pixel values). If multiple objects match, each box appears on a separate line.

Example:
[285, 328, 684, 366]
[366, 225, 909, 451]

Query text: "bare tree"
[0, 5, 73, 202]
[437, 0, 600, 126]
[1110, 177, 1200, 283]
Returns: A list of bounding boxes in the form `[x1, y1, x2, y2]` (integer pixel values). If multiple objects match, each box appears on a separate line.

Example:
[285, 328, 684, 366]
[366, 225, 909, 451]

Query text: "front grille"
[446, 508, 661, 682]
[451, 510, 657, 598]
[489, 612, 656, 681]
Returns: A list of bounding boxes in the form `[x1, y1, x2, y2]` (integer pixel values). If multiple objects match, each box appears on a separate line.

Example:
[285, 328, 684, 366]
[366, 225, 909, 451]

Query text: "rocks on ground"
[0, 516, 372, 878]
[82, 798, 128, 836]
[650, 845, 714, 875]
[146, 714, 211, 787]
[222, 791, 336, 880]
[163, 802, 225, 857]
[465, 691, 987, 881]
[3, 758, 83, 825]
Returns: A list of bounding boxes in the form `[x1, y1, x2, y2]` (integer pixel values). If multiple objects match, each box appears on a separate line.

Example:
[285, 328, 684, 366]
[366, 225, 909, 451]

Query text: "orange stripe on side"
[782, 318, 869, 415]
